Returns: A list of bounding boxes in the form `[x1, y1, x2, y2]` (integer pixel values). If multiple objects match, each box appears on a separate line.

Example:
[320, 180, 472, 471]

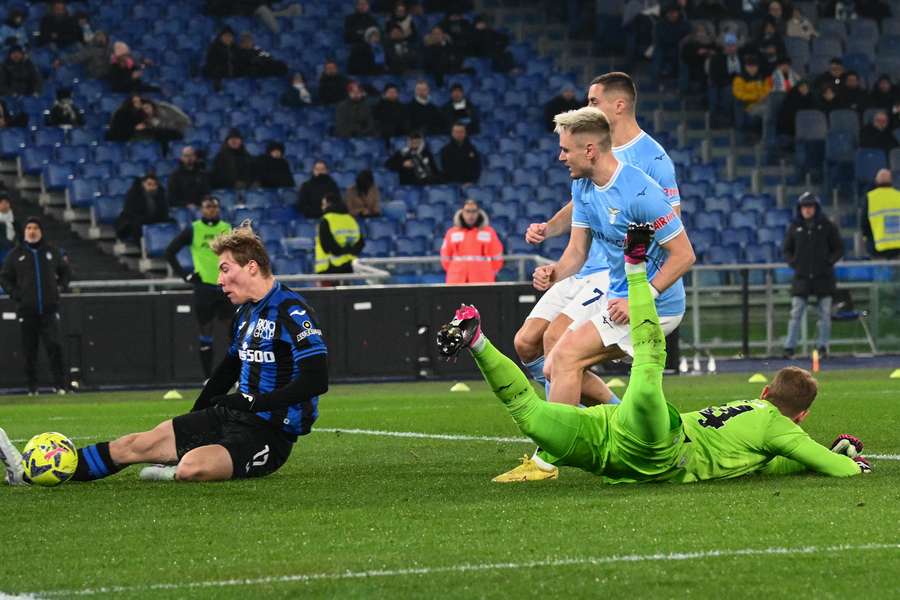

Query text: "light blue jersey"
[572, 178, 609, 278]
[571, 162, 686, 316]
[612, 131, 681, 208]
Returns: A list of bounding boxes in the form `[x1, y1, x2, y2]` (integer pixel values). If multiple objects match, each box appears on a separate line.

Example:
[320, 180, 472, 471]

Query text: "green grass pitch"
[2, 370, 899, 598]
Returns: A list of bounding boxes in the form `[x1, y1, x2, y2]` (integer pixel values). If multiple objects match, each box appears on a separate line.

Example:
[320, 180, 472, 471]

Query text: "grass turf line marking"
[29, 543, 900, 596]
[11, 430, 900, 461]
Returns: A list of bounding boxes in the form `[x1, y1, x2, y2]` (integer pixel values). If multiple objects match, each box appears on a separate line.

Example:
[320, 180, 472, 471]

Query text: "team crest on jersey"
[607, 207, 620, 225]
[252, 318, 276, 340]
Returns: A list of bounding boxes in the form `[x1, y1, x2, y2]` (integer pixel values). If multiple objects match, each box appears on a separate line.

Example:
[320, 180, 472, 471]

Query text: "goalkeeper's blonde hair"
[553, 106, 612, 152]
[210, 220, 272, 277]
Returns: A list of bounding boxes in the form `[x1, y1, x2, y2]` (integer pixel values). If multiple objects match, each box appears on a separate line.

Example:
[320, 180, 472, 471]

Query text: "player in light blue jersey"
[539, 107, 695, 410]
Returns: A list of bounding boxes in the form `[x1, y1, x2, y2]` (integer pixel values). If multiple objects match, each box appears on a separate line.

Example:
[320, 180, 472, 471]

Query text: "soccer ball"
[21, 432, 78, 487]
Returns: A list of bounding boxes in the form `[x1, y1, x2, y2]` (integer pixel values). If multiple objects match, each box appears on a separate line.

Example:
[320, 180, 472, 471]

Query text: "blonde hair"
[210, 222, 272, 277]
[553, 107, 612, 152]
[767, 366, 818, 416]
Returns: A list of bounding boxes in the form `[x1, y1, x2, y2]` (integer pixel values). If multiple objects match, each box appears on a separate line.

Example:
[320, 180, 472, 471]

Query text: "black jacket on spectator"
[373, 98, 408, 139]
[235, 45, 288, 77]
[348, 41, 385, 76]
[344, 11, 379, 44]
[0, 98, 28, 127]
[297, 174, 341, 219]
[115, 181, 170, 241]
[442, 99, 480, 134]
[867, 76, 897, 113]
[0, 52, 42, 96]
[204, 36, 238, 79]
[106, 102, 145, 141]
[255, 152, 294, 188]
[783, 199, 843, 297]
[543, 94, 581, 132]
[0, 239, 71, 317]
[38, 13, 82, 47]
[385, 38, 417, 73]
[776, 86, 816, 136]
[386, 145, 440, 185]
[439, 138, 481, 184]
[168, 165, 211, 207]
[407, 99, 446, 135]
[841, 85, 868, 114]
[859, 124, 899, 153]
[707, 52, 743, 88]
[318, 72, 349, 105]
[210, 145, 255, 189]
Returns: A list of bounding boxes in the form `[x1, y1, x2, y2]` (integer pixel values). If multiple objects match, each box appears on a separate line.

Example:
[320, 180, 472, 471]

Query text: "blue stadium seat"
[243, 190, 273, 209]
[829, 109, 861, 139]
[826, 130, 857, 190]
[0, 129, 27, 158]
[491, 201, 519, 222]
[142, 223, 180, 257]
[501, 185, 533, 203]
[744, 244, 776, 263]
[764, 209, 792, 228]
[739, 195, 772, 214]
[118, 162, 146, 178]
[756, 227, 783, 245]
[32, 128, 65, 148]
[129, 143, 161, 163]
[705, 243, 741, 264]
[257, 222, 287, 242]
[67, 180, 102, 208]
[80, 163, 112, 179]
[365, 219, 398, 240]
[694, 210, 724, 229]
[855, 148, 887, 188]
[512, 170, 542, 187]
[19, 147, 52, 175]
[91, 196, 122, 224]
[293, 221, 317, 238]
[795, 110, 828, 172]
[57, 146, 91, 164]
[729, 211, 758, 229]
[382, 200, 407, 222]
[42, 164, 74, 191]
[680, 182, 710, 198]
[848, 18, 879, 39]
[728, 226, 754, 247]
[812, 36, 844, 57]
[688, 164, 716, 183]
[361, 238, 390, 257]
[404, 220, 434, 238]
[704, 196, 732, 212]
[425, 186, 459, 205]
[394, 236, 427, 256]
[232, 207, 265, 225]
[523, 200, 554, 220]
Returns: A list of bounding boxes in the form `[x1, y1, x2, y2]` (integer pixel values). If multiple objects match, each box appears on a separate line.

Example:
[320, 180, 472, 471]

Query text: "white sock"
[470, 333, 487, 353]
[624, 261, 647, 275]
[530, 449, 556, 472]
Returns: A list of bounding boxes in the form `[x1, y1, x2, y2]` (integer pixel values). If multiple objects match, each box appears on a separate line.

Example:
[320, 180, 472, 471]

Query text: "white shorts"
[526, 271, 610, 328]
[585, 308, 683, 357]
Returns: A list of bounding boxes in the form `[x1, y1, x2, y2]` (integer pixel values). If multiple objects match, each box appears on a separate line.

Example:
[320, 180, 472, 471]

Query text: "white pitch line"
[10, 429, 900, 460]
[27, 543, 900, 597]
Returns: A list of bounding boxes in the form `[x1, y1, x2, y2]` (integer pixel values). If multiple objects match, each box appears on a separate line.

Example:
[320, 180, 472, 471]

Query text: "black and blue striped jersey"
[228, 281, 327, 439]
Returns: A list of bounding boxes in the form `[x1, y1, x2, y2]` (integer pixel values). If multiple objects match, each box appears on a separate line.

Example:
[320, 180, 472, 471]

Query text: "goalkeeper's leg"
[613, 224, 678, 446]
[437, 306, 605, 472]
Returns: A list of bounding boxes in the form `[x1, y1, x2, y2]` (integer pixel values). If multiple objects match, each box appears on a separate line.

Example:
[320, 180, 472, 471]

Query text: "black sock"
[70, 442, 124, 481]
[199, 337, 214, 379]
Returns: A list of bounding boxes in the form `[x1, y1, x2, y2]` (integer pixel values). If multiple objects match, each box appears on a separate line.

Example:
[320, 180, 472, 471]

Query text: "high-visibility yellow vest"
[867, 187, 900, 252]
[314, 212, 361, 273]
[191, 220, 232, 284]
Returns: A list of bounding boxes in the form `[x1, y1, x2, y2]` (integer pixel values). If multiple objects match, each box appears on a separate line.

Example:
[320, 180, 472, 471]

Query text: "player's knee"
[175, 456, 208, 481]
[513, 327, 541, 361]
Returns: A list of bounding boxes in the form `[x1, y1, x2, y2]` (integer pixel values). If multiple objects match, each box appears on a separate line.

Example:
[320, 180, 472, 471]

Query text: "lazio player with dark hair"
[436, 223, 871, 485]
[1, 224, 328, 484]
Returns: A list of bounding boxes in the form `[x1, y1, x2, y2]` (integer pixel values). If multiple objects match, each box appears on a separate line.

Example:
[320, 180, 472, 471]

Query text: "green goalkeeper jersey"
[670, 399, 860, 482]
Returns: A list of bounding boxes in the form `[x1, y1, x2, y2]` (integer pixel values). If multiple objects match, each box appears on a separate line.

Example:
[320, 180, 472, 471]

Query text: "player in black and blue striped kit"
[0, 225, 328, 485]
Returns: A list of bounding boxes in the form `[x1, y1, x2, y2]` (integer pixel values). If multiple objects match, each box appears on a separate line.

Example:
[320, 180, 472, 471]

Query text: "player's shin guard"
[198, 336, 214, 378]
[70, 442, 124, 481]
[625, 265, 666, 369]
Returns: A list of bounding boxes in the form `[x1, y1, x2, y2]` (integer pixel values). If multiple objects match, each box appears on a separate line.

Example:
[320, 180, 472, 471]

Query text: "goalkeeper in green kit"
[436, 223, 871, 483]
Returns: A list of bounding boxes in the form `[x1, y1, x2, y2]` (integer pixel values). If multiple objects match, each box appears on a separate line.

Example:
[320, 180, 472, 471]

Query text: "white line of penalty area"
[10, 429, 900, 461]
[26, 543, 900, 597]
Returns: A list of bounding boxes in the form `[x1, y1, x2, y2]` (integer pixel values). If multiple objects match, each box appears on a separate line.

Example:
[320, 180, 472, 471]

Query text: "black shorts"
[194, 283, 233, 325]
[171, 406, 294, 479]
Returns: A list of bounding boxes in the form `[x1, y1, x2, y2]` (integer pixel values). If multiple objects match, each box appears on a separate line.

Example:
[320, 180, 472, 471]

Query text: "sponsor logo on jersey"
[253, 318, 276, 340]
[663, 187, 679, 197]
[652, 211, 675, 231]
[289, 309, 307, 318]
[239, 342, 275, 362]
[296, 327, 323, 342]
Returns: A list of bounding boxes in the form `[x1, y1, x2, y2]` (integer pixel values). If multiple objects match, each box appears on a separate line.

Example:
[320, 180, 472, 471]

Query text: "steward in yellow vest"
[315, 193, 363, 274]
[862, 169, 900, 258]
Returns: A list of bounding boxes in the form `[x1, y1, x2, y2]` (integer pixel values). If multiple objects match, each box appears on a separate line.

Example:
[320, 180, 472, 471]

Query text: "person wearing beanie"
[782, 192, 843, 359]
[210, 129, 254, 189]
[254, 141, 295, 188]
[0, 216, 72, 395]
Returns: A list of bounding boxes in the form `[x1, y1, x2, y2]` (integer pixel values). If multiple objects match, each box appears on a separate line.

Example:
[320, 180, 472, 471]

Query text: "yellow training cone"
[163, 390, 183, 400]
[607, 378, 626, 388]
[890, 369, 900, 379]
[450, 382, 471, 392]
[748, 373, 768, 383]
